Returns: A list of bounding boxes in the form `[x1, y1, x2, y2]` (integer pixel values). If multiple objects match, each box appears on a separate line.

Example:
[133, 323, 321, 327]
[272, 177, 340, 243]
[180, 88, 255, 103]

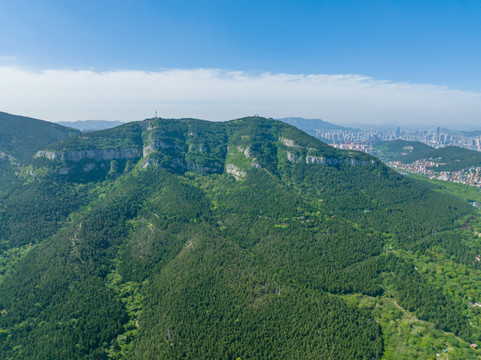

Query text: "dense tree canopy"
[0, 116, 479, 359]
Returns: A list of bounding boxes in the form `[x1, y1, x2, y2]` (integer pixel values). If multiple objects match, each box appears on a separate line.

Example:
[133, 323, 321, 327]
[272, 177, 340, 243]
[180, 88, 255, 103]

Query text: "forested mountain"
[374, 139, 432, 161]
[0, 111, 80, 162]
[374, 139, 481, 171]
[0, 112, 81, 235]
[1, 116, 481, 359]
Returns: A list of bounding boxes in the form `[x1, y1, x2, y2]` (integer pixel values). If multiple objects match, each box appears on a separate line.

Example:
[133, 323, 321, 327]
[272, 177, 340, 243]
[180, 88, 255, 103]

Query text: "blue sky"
[0, 0, 480, 127]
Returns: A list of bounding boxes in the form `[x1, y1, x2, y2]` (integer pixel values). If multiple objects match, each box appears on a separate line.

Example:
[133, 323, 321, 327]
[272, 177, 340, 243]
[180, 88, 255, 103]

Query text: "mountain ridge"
[0, 111, 80, 162]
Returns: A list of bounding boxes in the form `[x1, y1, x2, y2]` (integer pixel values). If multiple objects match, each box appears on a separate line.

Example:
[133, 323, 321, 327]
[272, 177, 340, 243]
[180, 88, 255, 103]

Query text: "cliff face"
[35, 148, 142, 162]
[34, 148, 142, 177]
[303, 155, 378, 166]
[139, 156, 224, 175]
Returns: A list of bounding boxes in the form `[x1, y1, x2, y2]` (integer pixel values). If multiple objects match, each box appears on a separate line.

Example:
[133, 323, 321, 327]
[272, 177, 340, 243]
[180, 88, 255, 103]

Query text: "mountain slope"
[0, 111, 85, 253]
[0, 111, 80, 162]
[0, 117, 479, 359]
[374, 139, 432, 161]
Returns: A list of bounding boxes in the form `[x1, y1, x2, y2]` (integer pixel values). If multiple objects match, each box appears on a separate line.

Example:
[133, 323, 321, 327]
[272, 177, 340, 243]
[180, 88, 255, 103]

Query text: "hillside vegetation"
[0, 117, 480, 359]
[0, 111, 80, 161]
[374, 139, 432, 160]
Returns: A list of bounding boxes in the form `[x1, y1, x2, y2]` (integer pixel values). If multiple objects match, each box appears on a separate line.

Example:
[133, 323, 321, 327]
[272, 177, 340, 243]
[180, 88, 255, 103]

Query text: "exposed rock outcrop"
[140, 155, 223, 175]
[143, 145, 154, 157]
[238, 146, 252, 158]
[150, 140, 185, 151]
[287, 153, 378, 167]
[346, 159, 378, 166]
[35, 148, 141, 162]
[305, 156, 340, 165]
[139, 157, 158, 169]
[226, 164, 247, 180]
[186, 160, 223, 174]
[279, 138, 298, 148]
[287, 152, 300, 162]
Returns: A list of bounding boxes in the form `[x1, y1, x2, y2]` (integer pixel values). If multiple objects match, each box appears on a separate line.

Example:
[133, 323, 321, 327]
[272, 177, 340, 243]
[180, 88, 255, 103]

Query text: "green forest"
[1, 115, 481, 359]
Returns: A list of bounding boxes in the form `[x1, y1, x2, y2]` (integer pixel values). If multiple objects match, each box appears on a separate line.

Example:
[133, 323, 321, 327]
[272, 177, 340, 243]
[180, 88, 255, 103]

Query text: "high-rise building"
[395, 126, 401, 138]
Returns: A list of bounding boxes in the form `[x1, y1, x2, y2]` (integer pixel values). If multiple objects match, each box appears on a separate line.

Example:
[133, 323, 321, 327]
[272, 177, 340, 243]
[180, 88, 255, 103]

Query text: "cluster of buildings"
[319, 127, 481, 152]
[331, 142, 375, 154]
[392, 127, 481, 150]
[389, 160, 481, 187]
[316, 125, 481, 188]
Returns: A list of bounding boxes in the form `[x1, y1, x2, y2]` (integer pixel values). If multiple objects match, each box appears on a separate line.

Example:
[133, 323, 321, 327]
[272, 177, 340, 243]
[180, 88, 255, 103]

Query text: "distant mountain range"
[277, 117, 353, 135]
[57, 120, 124, 132]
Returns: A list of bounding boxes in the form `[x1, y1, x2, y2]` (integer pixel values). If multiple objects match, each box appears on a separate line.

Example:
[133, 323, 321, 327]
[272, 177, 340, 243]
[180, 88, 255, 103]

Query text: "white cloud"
[0, 66, 480, 128]
[0, 56, 17, 65]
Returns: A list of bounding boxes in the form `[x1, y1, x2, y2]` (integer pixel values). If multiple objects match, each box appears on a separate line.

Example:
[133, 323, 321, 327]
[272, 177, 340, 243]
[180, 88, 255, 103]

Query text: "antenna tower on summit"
[155, 110, 158, 120]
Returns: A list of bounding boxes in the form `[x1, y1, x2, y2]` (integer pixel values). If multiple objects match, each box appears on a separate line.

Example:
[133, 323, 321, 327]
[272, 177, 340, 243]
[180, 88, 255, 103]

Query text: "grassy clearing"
[343, 294, 479, 359]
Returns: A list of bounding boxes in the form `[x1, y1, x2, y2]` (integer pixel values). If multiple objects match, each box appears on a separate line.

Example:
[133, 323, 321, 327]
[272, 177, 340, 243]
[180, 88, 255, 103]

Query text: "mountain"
[57, 120, 124, 132]
[373, 139, 433, 161]
[375, 139, 481, 171]
[277, 117, 354, 137]
[0, 116, 480, 359]
[0, 111, 80, 202]
[0, 111, 80, 162]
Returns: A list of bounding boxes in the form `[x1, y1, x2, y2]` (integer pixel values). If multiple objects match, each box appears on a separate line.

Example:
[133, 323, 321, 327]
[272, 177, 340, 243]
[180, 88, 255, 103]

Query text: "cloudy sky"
[0, 0, 480, 128]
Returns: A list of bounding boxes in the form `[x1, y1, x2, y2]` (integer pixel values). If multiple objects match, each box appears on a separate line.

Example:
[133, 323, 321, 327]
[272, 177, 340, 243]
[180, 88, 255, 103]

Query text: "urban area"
[319, 127, 481, 188]
[322, 127, 481, 154]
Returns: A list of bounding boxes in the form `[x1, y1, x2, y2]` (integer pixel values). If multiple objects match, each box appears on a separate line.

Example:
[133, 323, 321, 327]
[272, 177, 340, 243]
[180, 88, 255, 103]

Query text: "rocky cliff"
[35, 148, 142, 162]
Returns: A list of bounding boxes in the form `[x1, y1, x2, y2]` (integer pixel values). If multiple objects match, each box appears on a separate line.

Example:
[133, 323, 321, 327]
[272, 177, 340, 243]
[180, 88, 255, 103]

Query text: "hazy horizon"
[10, 110, 477, 132]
